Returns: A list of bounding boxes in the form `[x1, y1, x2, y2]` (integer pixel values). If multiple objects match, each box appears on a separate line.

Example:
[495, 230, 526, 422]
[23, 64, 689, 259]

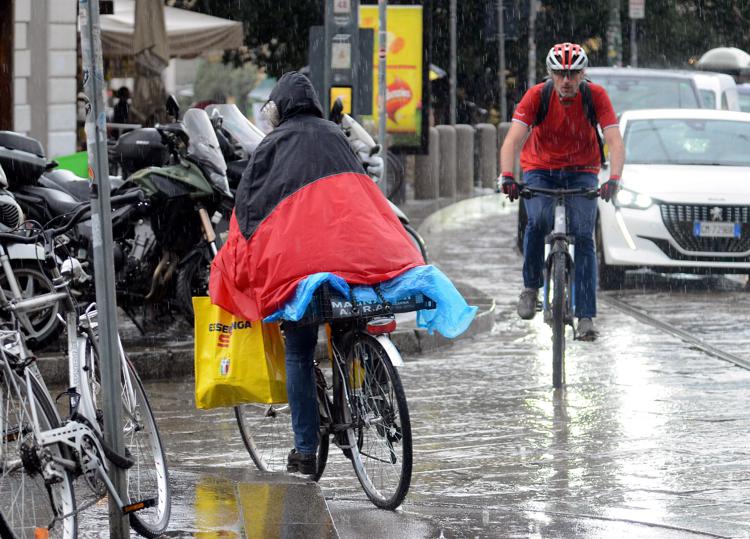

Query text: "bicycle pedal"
[536, 301, 543, 312]
[122, 498, 156, 515]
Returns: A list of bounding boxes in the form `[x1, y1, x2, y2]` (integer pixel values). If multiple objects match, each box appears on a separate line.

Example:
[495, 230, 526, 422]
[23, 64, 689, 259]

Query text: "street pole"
[630, 19, 638, 66]
[527, 0, 539, 86]
[449, 0, 456, 124]
[378, 0, 388, 195]
[607, 0, 623, 67]
[78, 1, 129, 537]
[497, 0, 507, 122]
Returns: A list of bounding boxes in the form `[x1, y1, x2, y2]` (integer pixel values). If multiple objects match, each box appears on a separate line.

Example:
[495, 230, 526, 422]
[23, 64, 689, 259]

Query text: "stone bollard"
[455, 124, 474, 198]
[496, 121, 520, 178]
[475, 123, 498, 189]
[436, 124, 456, 198]
[414, 127, 440, 199]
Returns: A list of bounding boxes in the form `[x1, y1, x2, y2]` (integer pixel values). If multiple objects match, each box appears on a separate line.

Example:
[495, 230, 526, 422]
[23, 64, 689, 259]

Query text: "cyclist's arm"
[499, 122, 530, 177]
[603, 126, 624, 177]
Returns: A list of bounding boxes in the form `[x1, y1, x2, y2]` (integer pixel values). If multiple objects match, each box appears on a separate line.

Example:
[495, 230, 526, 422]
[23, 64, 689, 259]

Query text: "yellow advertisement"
[360, 6, 423, 146]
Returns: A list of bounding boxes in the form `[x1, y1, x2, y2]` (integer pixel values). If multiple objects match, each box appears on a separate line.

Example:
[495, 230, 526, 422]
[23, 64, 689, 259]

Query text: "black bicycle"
[235, 285, 432, 509]
[521, 186, 600, 389]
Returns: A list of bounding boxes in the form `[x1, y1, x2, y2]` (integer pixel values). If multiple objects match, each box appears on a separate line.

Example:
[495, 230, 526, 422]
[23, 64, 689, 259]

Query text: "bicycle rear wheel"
[551, 251, 567, 389]
[81, 339, 171, 538]
[341, 333, 412, 509]
[0, 361, 77, 538]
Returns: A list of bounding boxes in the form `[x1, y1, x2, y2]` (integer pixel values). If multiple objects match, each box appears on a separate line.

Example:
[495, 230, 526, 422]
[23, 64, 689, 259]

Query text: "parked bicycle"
[0, 198, 171, 538]
[235, 284, 425, 509]
[520, 185, 600, 389]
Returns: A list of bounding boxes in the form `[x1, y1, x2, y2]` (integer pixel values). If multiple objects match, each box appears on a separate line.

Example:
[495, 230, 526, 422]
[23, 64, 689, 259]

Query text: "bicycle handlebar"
[0, 189, 145, 245]
[520, 186, 600, 199]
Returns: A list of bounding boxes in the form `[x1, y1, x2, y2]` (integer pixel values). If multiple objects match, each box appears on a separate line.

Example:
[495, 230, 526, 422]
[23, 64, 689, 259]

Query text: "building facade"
[4, 0, 78, 157]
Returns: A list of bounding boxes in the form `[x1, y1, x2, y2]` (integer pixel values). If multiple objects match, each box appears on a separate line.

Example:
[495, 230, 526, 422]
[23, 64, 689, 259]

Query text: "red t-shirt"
[512, 81, 618, 172]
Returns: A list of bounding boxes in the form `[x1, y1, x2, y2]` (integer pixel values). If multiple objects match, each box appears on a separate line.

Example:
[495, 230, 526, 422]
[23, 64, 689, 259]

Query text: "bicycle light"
[366, 317, 397, 335]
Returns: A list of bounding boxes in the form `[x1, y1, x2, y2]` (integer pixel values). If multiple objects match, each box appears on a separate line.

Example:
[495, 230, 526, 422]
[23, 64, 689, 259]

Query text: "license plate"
[693, 221, 741, 238]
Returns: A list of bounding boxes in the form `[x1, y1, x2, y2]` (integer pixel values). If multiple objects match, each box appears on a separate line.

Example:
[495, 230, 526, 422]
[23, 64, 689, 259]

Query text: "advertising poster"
[360, 5, 426, 151]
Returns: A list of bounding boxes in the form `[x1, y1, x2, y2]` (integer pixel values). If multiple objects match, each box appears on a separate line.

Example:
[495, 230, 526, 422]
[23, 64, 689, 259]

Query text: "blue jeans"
[522, 169, 598, 319]
[282, 322, 319, 456]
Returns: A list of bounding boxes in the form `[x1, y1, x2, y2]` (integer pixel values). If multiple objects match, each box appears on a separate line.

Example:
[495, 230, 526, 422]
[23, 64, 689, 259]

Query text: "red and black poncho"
[209, 72, 423, 320]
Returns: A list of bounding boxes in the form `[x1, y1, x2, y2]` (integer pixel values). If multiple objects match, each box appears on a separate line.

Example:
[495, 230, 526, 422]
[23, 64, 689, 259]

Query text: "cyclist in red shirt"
[499, 42, 625, 339]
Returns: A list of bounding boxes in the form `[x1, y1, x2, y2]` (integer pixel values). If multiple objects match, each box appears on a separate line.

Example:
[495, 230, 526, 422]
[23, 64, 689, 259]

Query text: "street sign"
[629, 0, 645, 19]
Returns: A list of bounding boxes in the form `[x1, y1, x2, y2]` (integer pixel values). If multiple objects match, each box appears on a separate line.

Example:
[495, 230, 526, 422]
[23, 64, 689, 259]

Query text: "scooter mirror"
[330, 97, 344, 124]
[166, 95, 180, 120]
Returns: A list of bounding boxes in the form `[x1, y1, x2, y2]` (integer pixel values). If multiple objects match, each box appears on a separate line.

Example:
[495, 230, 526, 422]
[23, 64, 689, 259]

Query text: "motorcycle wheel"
[175, 253, 212, 319]
[0, 264, 62, 349]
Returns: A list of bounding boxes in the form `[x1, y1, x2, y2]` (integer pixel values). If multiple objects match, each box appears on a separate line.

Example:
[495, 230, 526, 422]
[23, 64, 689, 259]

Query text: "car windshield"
[205, 104, 265, 154]
[738, 91, 750, 113]
[699, 89, 717, 109]
[588, 75, 701, 114]
[624, 118, 750, 166]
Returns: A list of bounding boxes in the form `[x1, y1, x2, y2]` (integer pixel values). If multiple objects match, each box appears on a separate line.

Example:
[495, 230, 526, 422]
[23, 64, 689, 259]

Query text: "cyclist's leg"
[282, 322, 320, 457]
[565, 172, 598, 319]
[522, 170, 556, 289]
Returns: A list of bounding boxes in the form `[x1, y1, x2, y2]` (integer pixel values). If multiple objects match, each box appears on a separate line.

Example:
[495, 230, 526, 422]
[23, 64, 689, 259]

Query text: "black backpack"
[533, 79, 607, 167]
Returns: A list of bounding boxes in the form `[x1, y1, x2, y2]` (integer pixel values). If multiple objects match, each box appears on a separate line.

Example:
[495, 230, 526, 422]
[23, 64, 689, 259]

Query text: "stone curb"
[36, 196, 498, 385]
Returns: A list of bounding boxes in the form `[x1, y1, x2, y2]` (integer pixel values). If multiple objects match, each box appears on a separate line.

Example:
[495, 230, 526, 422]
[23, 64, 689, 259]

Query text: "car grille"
[659, 203, 750, 253]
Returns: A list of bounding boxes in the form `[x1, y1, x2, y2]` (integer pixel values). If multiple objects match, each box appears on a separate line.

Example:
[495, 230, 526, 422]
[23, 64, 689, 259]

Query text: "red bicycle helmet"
[546, 43, 588, 71]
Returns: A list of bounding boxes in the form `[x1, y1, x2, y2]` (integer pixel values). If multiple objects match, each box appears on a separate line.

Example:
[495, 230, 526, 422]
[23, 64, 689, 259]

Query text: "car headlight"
[615, 187, 653, 210]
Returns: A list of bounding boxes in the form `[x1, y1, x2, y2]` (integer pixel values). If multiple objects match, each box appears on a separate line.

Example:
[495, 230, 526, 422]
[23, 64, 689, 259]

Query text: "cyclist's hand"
[498, 174, 521, 202]
[599, 176, 621, 203]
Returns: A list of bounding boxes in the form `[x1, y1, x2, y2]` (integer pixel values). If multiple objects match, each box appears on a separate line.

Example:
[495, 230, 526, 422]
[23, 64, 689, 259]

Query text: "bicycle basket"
[298, 284, 436, 325]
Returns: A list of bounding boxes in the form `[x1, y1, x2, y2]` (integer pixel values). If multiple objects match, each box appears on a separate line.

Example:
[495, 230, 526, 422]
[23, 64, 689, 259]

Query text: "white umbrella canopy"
[101, 0, 244, 59]
[696, 47, 750, 72]
[133, 0, 169, 124]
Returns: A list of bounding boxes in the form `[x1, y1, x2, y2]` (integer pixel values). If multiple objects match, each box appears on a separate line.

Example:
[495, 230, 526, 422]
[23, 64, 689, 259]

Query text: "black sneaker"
[286, 449, 317, 475]
[517, 288, 539, 320]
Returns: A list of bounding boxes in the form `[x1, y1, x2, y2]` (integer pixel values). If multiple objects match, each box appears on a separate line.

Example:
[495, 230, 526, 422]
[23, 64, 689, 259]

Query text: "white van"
[689, 71, 740, 111]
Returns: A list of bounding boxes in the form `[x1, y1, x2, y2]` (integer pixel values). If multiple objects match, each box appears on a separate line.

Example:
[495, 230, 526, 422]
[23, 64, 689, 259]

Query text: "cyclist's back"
[498, 42, 625, 340]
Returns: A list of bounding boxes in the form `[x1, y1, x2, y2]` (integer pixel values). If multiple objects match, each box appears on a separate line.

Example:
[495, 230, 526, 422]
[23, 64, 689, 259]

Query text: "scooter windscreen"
[182, 108, 232, 197]
[206, 104, 265, 155]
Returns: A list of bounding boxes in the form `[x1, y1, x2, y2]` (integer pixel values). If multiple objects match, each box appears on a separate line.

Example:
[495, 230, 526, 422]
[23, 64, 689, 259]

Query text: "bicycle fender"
[375, 335, 404, 367]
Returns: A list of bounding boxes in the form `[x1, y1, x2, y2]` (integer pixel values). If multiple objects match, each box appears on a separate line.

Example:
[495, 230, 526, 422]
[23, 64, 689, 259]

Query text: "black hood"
[269, 71, 324, 123]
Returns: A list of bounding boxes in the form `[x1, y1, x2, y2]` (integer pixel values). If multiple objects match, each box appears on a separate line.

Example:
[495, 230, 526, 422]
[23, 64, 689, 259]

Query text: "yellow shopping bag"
[193, 297, 287, 410]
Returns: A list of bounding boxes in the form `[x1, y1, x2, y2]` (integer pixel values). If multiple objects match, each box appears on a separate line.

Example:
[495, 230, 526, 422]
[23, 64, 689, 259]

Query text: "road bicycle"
[521, 186, 599, 389]
[235, 285, 427, 509]
[0, 199, 170, 538]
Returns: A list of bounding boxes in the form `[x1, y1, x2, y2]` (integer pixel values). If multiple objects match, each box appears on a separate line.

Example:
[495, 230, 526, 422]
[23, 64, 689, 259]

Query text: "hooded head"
[262, 71, 323, 128]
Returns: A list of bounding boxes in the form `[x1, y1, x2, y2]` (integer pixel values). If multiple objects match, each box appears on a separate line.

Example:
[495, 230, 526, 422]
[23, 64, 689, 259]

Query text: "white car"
[597, 109, 750, 288]
[682, 71, 740, 111]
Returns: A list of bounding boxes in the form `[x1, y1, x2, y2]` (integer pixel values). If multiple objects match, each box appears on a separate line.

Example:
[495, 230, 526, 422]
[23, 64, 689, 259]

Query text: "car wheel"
[596, 224, 626, 290]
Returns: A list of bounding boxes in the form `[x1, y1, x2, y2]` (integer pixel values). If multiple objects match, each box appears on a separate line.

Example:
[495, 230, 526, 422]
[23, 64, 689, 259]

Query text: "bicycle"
[0, 198, 171, 538]
[520, 185, 600, 389]
[235, 285, 428, 509]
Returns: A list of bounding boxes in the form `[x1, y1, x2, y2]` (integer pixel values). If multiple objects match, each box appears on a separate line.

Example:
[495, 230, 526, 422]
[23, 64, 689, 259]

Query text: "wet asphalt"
[81, 194, 750, 538]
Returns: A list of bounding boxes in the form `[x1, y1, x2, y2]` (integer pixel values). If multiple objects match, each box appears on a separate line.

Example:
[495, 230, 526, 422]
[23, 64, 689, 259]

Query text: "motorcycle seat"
[40, 169, 125, 202]
[36, 186, 83, 216]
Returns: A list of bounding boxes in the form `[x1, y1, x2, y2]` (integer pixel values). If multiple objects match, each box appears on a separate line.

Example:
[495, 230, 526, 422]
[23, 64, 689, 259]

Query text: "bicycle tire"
[235, 388, 330, 481]
[551, 251, 567, 389]
[341, 333, 412, 509]
[403, 223, 428, 264]
[81, 339, 171, 538]
[0, 359, 77, 538]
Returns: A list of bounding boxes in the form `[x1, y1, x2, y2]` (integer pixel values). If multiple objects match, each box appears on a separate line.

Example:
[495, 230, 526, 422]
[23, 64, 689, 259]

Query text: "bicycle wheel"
[0, 360, 77, 538]
[235, 378, 330, 481]
[551, 251, 567, 389]
[340, 333, 412, 509]
[80, 339, 171, 538]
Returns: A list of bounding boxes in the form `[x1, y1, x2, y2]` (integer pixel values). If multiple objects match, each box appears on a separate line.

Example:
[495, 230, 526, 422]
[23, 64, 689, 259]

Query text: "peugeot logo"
[710, 206, 723, 221]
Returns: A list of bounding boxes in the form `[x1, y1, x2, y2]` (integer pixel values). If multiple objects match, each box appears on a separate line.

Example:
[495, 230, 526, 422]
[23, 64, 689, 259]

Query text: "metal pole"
[497, 0, 507, 122]
[527, 0, 539, 86]
[449, 0, 457, 124]
[78, 1, 129, 537]
[378, 0, 388, 195]
[630, 19, 638, 66]
[607, 0, 623, 67]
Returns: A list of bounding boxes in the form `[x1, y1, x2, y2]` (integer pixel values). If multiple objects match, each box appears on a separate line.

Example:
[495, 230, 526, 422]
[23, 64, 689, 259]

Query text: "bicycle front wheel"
[341, 333, 412, 509]
[551, 251, 567, 389]
[0, 362, 77, 538]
